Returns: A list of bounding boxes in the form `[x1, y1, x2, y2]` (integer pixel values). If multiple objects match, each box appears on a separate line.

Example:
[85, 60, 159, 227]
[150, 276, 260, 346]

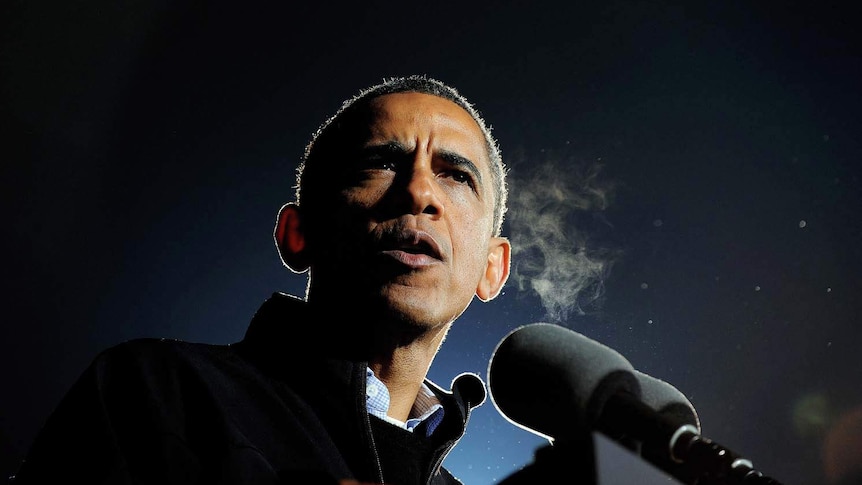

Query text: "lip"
[376, 229, 443, 268]
[379, 249, 440, 267]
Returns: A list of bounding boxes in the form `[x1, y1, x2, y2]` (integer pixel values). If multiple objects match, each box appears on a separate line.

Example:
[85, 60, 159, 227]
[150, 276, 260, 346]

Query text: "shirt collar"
[365, 367, 444, 437]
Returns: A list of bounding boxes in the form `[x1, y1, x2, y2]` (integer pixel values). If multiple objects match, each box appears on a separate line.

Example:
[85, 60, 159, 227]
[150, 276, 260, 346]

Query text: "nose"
[404, 160, 444, 218]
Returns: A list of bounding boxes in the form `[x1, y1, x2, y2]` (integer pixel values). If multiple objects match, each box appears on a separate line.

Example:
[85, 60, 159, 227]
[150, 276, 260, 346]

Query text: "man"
[11, 75, 512, 485]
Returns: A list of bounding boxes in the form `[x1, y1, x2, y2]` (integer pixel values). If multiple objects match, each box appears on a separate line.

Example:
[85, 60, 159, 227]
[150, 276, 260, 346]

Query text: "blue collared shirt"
[365, 368, 444, 437]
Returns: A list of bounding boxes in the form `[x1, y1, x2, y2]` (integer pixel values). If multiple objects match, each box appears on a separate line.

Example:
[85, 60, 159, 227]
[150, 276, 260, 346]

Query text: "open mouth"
[377, 229, 443, 263]
[396, 238, 439, 258]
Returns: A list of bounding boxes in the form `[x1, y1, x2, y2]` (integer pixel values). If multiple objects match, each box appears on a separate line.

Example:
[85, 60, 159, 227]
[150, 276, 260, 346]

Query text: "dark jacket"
[11, 293, 487, 485]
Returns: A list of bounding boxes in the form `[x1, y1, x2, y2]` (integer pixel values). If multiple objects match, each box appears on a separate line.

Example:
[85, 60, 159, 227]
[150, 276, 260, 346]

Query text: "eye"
[446, 169, 475, 187]
[358, 154, 398, 171]
[437, 151, 482, 194]
[355, 143, 408, 172]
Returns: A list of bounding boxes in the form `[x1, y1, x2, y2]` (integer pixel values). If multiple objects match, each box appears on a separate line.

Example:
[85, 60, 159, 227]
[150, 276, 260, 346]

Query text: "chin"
[376, 293, 448, 329]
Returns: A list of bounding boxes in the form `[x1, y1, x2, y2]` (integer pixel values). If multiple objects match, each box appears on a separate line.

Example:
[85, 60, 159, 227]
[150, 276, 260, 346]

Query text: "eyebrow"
[361, 141, 484, 186]
[358, 141, 407, 158]
[439, 150, 483, 187]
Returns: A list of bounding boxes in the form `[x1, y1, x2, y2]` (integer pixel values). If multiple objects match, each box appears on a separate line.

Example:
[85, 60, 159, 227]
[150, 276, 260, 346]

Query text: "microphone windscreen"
[634, 370, 701, 433]
[487, 323, 641, 441]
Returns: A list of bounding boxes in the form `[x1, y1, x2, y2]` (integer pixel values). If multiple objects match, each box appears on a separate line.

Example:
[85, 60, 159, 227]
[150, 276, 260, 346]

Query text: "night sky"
[2, 1, 861, 484]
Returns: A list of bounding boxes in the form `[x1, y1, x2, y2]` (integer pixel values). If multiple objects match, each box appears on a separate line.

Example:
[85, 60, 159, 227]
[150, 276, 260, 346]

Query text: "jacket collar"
[237, 292, 487, 433]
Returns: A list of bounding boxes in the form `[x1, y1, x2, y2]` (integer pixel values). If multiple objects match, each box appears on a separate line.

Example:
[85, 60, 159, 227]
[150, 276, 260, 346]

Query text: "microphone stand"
[601, 393, 784, 485]
[497, 394, 784, 485]
[664, 429, 784, 485]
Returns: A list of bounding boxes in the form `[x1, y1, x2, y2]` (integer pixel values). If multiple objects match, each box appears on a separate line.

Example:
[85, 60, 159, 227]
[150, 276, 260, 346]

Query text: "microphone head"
[487, 322, 640, 442]
[634, 370, 701, 433]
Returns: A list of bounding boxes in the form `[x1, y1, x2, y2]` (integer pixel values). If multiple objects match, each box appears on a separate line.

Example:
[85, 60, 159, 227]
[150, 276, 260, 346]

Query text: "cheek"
[452, 198, 496, 239]
[342, 181, 391, 209]
[452, 227, 493, 278]
[452, 208, 497, 283]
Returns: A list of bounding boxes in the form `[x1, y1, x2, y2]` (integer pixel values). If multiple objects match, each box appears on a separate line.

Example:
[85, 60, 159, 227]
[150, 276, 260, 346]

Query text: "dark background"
[2, 1, 861, 483]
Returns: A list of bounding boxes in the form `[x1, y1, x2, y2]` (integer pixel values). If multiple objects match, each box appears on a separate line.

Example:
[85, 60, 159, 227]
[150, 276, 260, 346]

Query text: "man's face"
[310, 92, 503, 329]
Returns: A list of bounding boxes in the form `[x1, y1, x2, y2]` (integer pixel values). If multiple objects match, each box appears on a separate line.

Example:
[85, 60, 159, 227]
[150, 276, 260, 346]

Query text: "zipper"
[360, 365, 386, 484]
[364, 409, 386, 484]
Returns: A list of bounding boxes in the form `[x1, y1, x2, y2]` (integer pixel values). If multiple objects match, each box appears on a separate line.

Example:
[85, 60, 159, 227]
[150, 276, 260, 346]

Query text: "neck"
[368, 322, 449, 422]
[305, 294, 450, 422]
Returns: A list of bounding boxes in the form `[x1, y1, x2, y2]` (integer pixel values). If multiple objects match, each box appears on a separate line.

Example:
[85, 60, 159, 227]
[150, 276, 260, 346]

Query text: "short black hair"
[296, 75, 508, 236]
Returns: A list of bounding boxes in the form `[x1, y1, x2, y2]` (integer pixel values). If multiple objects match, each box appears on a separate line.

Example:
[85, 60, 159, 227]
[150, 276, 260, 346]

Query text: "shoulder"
[72, 338, 258, 422]
[95, 337, 229, 365]
[86, 337, 240, 387]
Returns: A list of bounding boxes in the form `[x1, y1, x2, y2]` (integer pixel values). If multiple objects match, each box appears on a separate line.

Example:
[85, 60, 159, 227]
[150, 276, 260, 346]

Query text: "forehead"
[364, 92, 491, 164]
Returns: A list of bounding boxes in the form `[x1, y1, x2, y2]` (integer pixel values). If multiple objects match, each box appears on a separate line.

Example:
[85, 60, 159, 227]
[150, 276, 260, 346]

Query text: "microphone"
[487, 322, 641, 442]
[488, 323, 783, 485]
[633, 369, 707, 482]
[634, 370, 700, 434]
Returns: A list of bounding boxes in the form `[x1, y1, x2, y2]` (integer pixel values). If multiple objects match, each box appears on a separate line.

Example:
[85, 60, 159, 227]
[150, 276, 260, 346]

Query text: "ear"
[274, 202, 310, 273]
[476, 236, 511, 302]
